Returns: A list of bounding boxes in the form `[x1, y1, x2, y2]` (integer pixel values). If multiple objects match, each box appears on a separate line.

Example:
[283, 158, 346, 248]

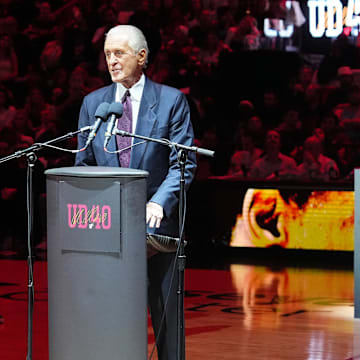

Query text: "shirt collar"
[116, 73, 145, 102]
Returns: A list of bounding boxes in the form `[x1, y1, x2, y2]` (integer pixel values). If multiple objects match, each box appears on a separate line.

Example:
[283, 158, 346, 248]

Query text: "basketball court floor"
[0, 250, 359, 360]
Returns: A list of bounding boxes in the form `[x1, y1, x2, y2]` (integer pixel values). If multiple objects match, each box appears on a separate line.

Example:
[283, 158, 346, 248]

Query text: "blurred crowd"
[0, 0, 360, 251]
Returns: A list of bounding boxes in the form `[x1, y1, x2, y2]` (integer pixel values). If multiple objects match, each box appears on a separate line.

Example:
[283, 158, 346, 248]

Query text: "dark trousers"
[148, 251, 179, 360]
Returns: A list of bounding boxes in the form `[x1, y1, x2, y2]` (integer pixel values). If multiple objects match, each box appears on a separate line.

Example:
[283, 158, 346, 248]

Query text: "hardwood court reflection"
[0, 258, 359, 360]
[180, 264, 359, 360]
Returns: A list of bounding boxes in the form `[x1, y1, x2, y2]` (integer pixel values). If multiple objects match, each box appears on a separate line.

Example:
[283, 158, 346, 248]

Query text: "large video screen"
[260, 0, 360, 54]
[230, 188, 354, 250]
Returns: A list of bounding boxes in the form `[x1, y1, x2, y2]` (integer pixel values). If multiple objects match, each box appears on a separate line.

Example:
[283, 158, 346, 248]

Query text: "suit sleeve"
[149, 92, 197, 217]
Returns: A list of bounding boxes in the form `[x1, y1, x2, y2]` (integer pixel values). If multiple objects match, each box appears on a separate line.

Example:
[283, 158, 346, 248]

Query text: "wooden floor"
[0, 250, 359, 360]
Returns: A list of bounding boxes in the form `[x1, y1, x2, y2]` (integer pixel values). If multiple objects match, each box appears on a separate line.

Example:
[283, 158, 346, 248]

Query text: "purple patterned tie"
[116, 90, 132, 167]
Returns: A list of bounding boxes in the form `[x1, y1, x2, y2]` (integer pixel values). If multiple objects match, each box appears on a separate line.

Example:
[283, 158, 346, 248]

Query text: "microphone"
[191, 146, 215, 157]
[104, 102, 124, 149]
[78, 125, 93, 133]
[146, 233, 186, 253]
[84, 102, 110, 148]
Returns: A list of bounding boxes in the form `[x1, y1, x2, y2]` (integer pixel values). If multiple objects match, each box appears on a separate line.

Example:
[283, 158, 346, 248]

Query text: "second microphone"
[104, 102, 124, 149]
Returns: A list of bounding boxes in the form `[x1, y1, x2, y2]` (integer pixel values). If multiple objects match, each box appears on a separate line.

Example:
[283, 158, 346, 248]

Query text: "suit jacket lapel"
[104, 82, 117, 103]
[130, 78, 157, 169]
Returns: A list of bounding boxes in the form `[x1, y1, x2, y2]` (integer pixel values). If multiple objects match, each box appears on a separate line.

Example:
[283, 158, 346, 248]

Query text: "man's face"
[284, 110, 299, 126]
[41, 108, 56, 124]
[304, 137, 321, 158]
[38, 2, 52, 20]
[263, 92, 277, 107]
[248, 116, 262, 132]
[299, 67, 313, 85]
[265, 130, 281, 152]
[13, 110, 27, 127]
[313, 128, 325, 142]
[104, 32, 146, 88]
[339, 74, 353, 87]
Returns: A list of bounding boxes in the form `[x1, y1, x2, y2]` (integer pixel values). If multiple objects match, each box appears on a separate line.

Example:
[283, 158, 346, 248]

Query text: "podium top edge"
[44, 166, 149, 178]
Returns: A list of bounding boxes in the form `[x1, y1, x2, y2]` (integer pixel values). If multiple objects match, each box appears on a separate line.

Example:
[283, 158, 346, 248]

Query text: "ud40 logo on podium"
[67, 204, 112, 230]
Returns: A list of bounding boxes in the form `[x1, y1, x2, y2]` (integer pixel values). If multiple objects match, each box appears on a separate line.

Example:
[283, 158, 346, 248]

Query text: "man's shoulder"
[319, 153, 336, 165]
[252, 155, 265, 167]
[83, 83, 114, 102]
[279, 153, 296, 165]
[145, 77, 184, 98]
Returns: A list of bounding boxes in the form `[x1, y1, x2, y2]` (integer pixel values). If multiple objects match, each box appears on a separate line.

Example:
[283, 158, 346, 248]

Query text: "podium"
[45, 166, 149, 360]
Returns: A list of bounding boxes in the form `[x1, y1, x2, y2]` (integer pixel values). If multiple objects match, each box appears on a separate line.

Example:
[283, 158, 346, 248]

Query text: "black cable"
[26, 158, 35, 360]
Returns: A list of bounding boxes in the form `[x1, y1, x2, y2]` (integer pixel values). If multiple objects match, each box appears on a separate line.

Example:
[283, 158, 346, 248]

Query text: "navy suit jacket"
[75, 76, 197, 237]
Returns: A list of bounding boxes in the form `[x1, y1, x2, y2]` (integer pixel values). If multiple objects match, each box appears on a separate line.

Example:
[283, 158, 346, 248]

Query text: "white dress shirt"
[115, 73, 145, 134]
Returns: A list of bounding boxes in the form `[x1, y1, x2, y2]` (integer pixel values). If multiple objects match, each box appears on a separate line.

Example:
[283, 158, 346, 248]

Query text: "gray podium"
[45, 166, 149, 360]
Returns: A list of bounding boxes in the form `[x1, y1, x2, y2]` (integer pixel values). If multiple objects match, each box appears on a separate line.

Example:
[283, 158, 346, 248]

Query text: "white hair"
[105, 25, 149, 67]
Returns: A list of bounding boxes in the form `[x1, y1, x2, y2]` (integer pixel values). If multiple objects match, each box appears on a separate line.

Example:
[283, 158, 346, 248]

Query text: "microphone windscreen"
[108, 102, 124, 118]
[146, 233, 185, 253]
[95, 102, 111, 120]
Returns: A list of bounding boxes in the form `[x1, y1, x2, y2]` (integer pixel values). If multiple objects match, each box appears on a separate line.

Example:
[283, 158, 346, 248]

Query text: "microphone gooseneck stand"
[113, 129, 214, 360]
[0, 127, 91, 360]
[25, 151, 36, 360]
[177, 148, 187, 360]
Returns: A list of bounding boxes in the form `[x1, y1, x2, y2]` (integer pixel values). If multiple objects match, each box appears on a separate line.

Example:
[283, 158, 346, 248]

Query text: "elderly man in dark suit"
[75, 25, 197, 360]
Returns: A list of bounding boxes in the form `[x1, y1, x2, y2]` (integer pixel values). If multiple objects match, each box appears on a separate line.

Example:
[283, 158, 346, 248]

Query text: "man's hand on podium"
[146, 201, 163, 229]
